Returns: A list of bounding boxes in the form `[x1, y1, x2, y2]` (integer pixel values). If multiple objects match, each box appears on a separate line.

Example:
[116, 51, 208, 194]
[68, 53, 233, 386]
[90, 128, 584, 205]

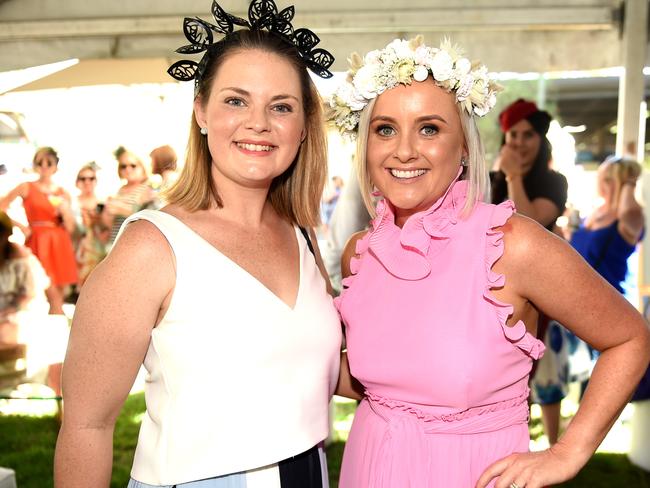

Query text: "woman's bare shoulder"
[106, 218, 174, 269]
[343, 230, 369, 256]
[340, 230, 369, 279]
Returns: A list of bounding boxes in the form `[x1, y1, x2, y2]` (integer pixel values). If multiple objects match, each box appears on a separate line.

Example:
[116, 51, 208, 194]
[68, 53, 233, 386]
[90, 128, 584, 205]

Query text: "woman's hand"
[497, 145, 527, 180]
[137, 186, 156, 208]
[490, 215, 650, 487]
[21, 225, 32, 241]
[81, 207, 96, 228]
[12, 220, 32, 241]
[106, 197, 136, 217]
[56, 196, 70, 214]
[0, 305, 18, 322]
[56, 196, 77, 235]
[475, 443, 587, 488]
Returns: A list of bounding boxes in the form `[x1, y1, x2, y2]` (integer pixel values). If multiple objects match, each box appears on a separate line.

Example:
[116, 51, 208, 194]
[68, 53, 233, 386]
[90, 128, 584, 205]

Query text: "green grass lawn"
[1, 393, 649, 487]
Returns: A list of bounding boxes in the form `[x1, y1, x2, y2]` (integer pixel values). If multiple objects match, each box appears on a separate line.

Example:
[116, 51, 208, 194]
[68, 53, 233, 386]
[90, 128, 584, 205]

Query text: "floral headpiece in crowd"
[168, 0, 335, 97]
[328, 36, 501, 135]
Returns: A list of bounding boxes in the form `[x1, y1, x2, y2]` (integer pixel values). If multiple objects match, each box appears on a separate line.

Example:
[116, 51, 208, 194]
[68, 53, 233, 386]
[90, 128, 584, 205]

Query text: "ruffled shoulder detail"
[365, 177, 468, 281]
[334, 231, 372, 311]
[482, 201, 545, 360]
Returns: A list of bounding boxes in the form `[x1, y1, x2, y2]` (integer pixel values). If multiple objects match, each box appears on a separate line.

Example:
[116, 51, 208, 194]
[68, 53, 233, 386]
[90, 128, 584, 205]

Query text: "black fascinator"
[168, 0, 335, 96]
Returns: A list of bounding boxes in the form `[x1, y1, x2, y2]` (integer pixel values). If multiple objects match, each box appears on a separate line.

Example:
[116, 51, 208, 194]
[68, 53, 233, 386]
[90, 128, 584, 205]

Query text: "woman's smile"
[387, 168, 429, 180]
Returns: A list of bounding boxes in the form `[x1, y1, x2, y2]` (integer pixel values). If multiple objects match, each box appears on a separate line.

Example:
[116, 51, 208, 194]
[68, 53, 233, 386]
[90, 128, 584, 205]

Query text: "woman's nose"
[246, 106, 270, 133]
[394, 134, 417, 163]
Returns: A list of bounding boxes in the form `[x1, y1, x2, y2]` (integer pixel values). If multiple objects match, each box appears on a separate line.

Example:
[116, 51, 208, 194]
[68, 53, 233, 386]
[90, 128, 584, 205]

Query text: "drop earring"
[200, 127, 208, 136]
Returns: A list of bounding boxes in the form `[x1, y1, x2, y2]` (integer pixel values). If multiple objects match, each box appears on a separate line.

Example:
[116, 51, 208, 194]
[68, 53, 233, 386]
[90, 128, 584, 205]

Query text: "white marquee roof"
[0, 0, 639, 74]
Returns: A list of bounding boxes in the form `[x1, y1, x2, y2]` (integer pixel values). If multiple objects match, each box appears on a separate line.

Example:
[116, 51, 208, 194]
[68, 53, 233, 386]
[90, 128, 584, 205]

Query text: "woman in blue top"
[571, 157, 644, 293]
[571, 157, 648, 398]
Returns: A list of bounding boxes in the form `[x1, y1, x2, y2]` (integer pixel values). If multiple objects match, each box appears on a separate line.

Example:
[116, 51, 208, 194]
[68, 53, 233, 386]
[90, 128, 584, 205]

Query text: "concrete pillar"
[615, 0, 648, 160]
[536, 73, 547, 110]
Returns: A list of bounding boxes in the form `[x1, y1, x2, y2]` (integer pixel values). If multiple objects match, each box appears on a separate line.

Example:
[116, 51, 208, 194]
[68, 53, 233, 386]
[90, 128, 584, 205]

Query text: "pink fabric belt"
[364, 393, 530, 487]
[366, 390, 530, 435]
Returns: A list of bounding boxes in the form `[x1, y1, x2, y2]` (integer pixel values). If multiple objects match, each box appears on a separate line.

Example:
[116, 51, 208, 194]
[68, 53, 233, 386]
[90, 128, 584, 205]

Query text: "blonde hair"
[165, 31, 327, 227]
[116, 149, 148, 183]
[356, 98, 377, 216]
[355, 90, 490, 218]
[76, 163, 97, 180]
[33, 146, 59, 166]
[604, 158, 642, 210]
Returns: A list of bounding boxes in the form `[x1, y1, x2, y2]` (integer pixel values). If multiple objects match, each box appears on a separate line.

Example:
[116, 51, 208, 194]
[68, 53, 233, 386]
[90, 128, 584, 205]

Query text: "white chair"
[0, 467, 17, 488]
[628, 399, 650, 471]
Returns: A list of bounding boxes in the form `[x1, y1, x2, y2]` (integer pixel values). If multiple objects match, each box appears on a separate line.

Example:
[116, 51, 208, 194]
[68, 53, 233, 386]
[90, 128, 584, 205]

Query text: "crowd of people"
[0, 144, 178, 398]
[0, 144, 178, 308]
[0, 1, 648, 487]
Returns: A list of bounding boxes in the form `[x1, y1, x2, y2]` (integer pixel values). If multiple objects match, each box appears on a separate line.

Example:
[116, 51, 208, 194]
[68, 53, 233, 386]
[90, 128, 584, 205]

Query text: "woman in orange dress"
[0, 147, 77, 314]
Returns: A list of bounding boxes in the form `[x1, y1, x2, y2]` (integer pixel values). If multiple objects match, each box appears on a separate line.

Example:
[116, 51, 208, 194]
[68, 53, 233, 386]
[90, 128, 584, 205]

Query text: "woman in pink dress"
[329, 37, 650, 488]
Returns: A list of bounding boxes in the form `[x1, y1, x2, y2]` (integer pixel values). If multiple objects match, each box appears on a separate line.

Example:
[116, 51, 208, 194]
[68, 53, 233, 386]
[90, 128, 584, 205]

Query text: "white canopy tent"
[0, 0, 649, 287]
[0, 0, 635, 74]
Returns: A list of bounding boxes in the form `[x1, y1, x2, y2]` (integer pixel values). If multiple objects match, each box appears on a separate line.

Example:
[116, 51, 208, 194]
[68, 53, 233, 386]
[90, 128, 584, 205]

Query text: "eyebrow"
[370, 114, 448, 124]
[219, 87, 300, 103]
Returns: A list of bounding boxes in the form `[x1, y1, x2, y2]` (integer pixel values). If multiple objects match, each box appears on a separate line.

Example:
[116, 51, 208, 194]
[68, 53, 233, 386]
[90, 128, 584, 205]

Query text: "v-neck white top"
[119, 210, 342, 486]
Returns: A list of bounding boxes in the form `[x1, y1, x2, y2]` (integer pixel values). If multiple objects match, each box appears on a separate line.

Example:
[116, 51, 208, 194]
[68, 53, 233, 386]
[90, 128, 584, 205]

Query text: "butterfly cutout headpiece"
[168, 0, 335, 97]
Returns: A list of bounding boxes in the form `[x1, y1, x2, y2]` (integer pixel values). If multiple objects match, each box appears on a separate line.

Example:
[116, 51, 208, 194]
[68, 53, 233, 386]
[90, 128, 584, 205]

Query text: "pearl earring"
[200, 127, 208, 136]
[461, 157, 468, 167]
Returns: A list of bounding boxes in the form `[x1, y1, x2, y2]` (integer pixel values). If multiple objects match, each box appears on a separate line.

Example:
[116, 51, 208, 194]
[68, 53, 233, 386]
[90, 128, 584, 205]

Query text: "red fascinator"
[498, 99, 539, 132]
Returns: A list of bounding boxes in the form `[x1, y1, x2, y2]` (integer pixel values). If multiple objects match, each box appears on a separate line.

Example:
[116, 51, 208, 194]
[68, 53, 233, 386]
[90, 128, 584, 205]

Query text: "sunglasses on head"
[77, 176, 96, 182]
[119, 163, 138, 170]
[35, 159, 56, 168]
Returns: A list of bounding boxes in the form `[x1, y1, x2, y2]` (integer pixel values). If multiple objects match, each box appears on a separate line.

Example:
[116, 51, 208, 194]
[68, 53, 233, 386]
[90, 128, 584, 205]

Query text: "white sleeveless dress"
[118, 210, 341, 488]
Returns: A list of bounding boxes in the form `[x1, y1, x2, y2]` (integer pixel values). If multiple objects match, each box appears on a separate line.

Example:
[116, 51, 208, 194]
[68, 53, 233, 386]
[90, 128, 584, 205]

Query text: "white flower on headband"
[386, 39, 416, 61]
[353, 65, 380, 99]
[413, 65, 429, 82]
[430, 50, 454, 82]
[456, 74, 474, 101]
[455, 58, 472, 76]
[327, 36, 502, 136]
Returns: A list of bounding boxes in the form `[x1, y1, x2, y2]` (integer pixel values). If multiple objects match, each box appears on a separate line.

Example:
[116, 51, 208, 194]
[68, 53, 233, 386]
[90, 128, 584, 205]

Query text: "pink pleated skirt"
[339, 397, 530, 488]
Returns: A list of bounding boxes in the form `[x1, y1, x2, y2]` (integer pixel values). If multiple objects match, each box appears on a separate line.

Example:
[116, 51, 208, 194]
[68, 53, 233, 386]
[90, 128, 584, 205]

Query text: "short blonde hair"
[355, 90, 489, 218]
[165, 30, 327, 227]
[76, 163, 97, 181]
[116, 148, 148, 183]
[33, 147, 59, 166]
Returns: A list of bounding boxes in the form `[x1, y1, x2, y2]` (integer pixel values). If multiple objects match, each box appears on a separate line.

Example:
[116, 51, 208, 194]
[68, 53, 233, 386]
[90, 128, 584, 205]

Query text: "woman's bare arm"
[478, 215, 650, 488]
[54, 220, 175, 488]
[334, 231, 368, 400]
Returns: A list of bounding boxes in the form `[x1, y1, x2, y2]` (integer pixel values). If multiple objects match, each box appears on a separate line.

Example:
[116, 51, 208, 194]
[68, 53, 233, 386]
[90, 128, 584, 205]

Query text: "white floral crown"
[327, 36, 502, 135]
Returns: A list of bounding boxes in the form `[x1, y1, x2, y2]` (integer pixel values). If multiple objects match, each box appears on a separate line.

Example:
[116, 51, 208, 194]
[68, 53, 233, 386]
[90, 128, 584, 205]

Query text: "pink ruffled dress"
[335, 179, 545, 488]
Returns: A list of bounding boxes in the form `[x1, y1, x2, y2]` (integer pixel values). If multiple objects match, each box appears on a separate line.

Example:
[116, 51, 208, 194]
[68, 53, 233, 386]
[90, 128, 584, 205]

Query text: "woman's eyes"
[272, 104, 293, 113]
[375, 125, 438, 136]
[224, 98, 293, 113]
[376, 125, 395, 136]
[420, 125, 438, 136]
[225, 97, 245, 107]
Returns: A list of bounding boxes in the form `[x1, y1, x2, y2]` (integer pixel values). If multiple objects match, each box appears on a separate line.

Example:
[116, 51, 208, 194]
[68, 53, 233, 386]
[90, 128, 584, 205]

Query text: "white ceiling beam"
[0, 7, 614, 41]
